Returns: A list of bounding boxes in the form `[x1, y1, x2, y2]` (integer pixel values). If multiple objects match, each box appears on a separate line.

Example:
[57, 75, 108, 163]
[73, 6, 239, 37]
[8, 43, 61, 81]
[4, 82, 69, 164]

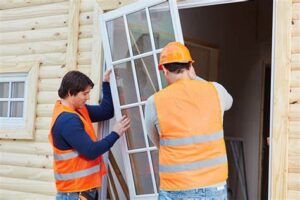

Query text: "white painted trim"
[268, 0, 276, 199]
[177, 0, 248, 9]
[0, 74, 27, 128]
[102, 0, 166, 21]
[0, 62, 40, 139]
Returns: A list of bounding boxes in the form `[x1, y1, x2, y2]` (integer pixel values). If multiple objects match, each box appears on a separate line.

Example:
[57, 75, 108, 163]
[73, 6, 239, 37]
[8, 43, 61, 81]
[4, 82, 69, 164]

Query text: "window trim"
[0, 75, 27, 127]
[0, 62, 40, 139]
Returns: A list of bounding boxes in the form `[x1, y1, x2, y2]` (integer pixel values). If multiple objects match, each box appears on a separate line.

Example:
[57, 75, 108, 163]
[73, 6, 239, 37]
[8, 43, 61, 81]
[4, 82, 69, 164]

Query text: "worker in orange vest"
[49, 69, 130, 200]
[145, 42, 233, 199]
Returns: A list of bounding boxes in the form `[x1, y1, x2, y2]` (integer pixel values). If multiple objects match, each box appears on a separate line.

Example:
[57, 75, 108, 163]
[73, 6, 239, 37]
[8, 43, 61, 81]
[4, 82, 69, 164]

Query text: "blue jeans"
[56, 190, 98, 200]
[159, 185, 227, 200]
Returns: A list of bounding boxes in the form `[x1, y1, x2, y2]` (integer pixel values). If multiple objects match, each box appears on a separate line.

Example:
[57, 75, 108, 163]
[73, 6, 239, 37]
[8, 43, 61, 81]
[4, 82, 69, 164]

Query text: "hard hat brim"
[158, 60, 194, 71]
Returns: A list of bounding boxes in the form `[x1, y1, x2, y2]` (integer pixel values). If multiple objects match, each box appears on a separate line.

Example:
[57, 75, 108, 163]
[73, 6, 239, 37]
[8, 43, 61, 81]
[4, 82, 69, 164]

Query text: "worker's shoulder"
[210, 81, 226, 91]
[145, 95, 155, 106]
[56, 112, 81, 125]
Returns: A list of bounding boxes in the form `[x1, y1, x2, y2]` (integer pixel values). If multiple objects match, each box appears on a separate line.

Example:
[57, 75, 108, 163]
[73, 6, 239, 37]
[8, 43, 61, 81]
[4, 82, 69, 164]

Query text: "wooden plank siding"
[0, 0, 134, 198]
[288, 1, 300, 199]
[0, 1, 70, 196]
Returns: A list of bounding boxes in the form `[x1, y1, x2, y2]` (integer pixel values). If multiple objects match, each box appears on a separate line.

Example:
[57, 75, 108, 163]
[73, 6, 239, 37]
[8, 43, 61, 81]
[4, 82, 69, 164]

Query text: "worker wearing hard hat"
[145, 42, 233, 199]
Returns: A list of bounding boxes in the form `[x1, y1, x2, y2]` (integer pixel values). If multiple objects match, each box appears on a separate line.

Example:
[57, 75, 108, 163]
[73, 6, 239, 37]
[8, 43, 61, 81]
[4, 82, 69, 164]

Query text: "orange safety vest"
[49, 100, 106, 192]
[154, 79, 228, 190]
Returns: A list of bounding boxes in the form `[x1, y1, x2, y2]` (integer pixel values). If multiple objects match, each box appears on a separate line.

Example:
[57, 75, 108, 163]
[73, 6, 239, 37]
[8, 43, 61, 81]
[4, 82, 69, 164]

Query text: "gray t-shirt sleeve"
[145, 95, 160, 147]
[212, 82, 233, 113]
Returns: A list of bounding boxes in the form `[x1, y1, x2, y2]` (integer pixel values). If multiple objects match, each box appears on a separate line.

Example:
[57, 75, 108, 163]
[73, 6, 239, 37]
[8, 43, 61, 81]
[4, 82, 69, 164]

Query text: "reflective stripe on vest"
[54, 165, 100, 181]
[159, 155, 227, 172]
[53, 151, 79, 161]
[160, 130, 223, 146]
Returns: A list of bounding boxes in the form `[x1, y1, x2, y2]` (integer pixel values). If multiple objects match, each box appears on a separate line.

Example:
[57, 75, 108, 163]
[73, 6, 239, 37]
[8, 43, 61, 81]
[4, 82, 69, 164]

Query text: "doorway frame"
[268, 0, 292, 200]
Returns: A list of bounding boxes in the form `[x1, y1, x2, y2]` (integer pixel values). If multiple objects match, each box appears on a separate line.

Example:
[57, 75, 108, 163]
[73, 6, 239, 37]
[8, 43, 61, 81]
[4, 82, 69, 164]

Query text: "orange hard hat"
[158, 42, 194, 70]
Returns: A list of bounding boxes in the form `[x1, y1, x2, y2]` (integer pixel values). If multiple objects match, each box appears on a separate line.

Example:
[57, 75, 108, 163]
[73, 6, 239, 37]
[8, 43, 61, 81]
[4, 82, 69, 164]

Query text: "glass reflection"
[122, 107, 146, 150]
[11, 82, 25, 98]
[157, 53, 168, 88]
[127, 9, 152, 56]
[151, 150, 159, 192]
[10, 101, 23, 117]
[0, 101, 8, 117]
[149, 3, 175, 49]
[0, 82, 9, 98]
[107, 17, 129, 61]
[129, 152, 154, 194]
[134, 56, 159, 101]
[114, 62, 138, 105]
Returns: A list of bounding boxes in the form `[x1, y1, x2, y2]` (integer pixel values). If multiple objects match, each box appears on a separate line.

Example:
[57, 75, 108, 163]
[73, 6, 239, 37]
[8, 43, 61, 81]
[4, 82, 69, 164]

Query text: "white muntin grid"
[0, 74, 27, 128]
[0, 76, 26, 118]
[100, 0, 182, 198]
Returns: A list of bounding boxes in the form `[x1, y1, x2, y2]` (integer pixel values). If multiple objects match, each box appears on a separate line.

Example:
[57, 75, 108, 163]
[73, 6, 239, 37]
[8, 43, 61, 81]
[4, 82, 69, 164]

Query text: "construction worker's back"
[154, 79, 228, 190]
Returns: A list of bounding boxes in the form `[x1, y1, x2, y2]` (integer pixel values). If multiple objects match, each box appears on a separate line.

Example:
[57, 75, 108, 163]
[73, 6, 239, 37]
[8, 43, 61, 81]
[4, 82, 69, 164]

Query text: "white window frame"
[100, 1, 182, 199]
[0, 74, 27, 127]
[0, 62, 40, 139]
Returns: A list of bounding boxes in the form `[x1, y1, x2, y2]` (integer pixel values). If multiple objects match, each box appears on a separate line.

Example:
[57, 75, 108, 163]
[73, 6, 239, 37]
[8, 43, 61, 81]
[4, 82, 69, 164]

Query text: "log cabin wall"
[0, 0, 134, 198]
[287, 1, 300, 199]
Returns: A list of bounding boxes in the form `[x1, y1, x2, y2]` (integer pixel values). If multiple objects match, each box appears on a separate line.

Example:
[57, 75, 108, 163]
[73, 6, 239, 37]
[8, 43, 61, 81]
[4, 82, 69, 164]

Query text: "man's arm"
[52, 113, 119, 160]
[212, 82, 233, 112]
[145, 95, 160, 147]
[86, 82, 114, 122]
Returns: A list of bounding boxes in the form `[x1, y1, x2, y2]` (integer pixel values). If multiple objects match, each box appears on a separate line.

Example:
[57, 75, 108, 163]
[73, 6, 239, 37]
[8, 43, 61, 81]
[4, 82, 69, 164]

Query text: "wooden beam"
[108, 150, 129, 200]
[107, 167, 119, 200]
[0, 14, 68, 33]
[0, 176, 55, 195]
[66, 0, 80, 71]
[0, 40, 67, 56]
[0, 53, 66, 66]
[96, 0, 136, 11]
[0, 165, 54, 182]
[270, 0, 292, 199]
[0, 189, 53, 199]
[0, 27, 68, 45]
[0, 1, 68, 21]
[0, 152, 53, 169]
[90, 1, 103, 105]
[0, 0, 66, 10]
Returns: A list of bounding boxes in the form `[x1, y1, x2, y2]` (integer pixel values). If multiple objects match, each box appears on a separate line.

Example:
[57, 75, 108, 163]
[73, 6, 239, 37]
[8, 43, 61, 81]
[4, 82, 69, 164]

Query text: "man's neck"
[168, 71, 191, 84]
[61, 99, 75, 110]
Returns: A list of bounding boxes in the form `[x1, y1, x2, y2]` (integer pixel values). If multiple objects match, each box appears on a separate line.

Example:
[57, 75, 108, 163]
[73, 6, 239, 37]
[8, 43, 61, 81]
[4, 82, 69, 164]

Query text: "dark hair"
[163, 62, 190, 74]
[58, 71, 94, 99]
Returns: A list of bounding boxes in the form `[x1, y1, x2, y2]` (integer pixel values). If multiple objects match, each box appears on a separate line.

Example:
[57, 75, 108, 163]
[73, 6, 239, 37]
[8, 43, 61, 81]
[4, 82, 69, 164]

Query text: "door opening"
[179, 0, 273, 199]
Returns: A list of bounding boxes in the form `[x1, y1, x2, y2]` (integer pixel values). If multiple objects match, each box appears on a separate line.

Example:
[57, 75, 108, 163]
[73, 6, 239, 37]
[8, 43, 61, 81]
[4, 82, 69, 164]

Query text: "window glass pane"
[127, 9, 151, 56]
[0, 82, 9, 98]
[134, 56, 159, 101]
[140, 105, 155, 147]
[149, 3, 175, 49]
[107, 17, 129, 61]
[11, 82, 25, 98]
[0, 101, 8, 117]
[121, 107, 146, 150]
[10, 101, 23, 117]
[114, 62, 138, 105]
[129, 152, 154, 194]
[151, 150, 159, 191]
[157, 53, 168, 88]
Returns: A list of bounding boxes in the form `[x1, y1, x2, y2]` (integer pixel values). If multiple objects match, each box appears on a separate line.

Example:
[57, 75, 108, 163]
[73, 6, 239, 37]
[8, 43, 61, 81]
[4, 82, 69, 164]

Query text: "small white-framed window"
[0, 74, 27, 128]
[0, 62, 40, 139]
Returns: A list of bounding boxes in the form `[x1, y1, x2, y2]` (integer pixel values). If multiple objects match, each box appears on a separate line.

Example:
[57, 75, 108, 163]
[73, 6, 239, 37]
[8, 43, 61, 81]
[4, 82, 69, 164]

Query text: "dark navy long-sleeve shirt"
[52, 82, 119, 160]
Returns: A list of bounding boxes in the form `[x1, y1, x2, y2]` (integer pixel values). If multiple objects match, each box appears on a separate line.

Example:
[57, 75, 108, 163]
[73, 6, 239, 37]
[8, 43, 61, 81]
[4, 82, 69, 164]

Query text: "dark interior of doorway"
[179, 0, 273, 199]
